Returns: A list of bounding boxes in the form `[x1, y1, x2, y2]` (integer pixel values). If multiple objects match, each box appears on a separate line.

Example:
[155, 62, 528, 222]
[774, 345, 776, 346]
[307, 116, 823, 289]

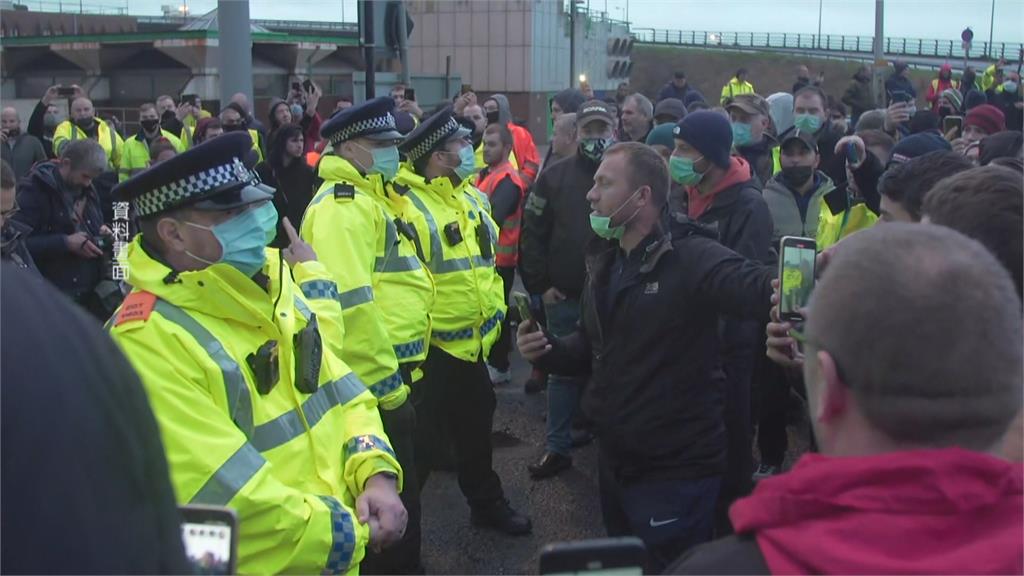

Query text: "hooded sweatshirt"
[730, 448, 1023, 575]
[927, 64, 959, 111]
[489, 93, 540, 184]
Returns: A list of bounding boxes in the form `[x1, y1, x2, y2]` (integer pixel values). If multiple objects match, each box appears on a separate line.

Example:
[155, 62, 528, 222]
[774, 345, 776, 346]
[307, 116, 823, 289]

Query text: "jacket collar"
[394, 164, 467, 206]
[764, 171, 835, 200]
[318, 154, 384, 197]
[124, 236, 284, 336]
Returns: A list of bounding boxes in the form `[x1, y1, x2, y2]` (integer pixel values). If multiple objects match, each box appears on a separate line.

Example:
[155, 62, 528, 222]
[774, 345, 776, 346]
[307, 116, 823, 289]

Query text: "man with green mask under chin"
[518, 142, 776, 573]
[108, 131, 407, 574]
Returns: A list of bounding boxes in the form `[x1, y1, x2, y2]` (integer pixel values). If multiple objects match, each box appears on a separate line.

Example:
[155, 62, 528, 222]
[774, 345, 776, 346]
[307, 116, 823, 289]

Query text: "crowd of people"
[1, 52, 1022, 575]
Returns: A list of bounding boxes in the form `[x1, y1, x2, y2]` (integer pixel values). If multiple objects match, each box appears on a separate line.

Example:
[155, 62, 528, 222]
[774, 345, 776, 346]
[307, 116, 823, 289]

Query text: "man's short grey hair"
[60, 139, 107, 172]
[806, 223, 1022, 451]
[626, 93, 654, 119]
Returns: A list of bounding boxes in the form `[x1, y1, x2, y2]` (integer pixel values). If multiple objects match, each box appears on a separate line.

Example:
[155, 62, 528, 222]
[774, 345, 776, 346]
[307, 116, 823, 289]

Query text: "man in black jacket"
[519, 100, 613, 478]
[12, 139, 112, 319]
[1, 160, 35, 271]
[518, 142, 774, 573]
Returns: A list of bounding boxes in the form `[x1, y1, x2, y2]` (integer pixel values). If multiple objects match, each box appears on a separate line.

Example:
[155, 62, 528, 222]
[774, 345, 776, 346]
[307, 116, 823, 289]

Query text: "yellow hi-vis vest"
[53, 118, 124, 170]
[301, 156, 436, 409]
[394, 164, 507, 362]
[108, 238, 402, 575]
[816, 196, 878, 250]
[119, 130, 186, 182]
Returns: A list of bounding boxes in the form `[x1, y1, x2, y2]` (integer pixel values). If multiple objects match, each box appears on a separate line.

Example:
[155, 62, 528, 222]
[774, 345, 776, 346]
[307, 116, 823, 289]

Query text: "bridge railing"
[631, 29, 1023, 62]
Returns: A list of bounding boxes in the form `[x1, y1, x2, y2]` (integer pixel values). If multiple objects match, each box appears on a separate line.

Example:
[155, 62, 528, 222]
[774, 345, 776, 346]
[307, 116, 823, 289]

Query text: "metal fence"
[632, 29, 1024, 62]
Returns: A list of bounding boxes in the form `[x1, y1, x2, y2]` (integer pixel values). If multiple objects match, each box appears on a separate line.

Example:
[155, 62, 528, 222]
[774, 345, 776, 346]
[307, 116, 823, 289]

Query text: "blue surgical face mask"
[184, 201, 278, 276]
[793, 113, 823, 133]
[445, 144, 477, 183]
[731, 122, 753, 147]
[355, 142, 400, 181]
[1004, 81, 1019, 94]
[669, 154, 706, 186]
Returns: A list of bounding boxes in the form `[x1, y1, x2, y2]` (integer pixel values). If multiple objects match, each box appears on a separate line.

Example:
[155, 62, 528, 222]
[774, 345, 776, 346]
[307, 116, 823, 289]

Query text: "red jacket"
[927, 64, 960, 110]
[730, 448, 1023, 575]
[508, 123, 540, 187]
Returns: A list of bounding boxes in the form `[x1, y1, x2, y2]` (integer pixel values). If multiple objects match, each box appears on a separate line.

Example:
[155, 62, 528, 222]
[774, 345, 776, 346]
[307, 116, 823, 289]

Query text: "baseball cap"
[780, 128, 818, 153]
[725, 93, 770, 117]
[577, 99, 615, 129]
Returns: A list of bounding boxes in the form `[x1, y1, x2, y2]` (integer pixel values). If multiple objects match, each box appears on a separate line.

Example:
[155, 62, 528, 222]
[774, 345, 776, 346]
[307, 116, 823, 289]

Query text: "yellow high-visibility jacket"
[720, 77, 756, 104]
[108, 237, 402, 575]
[119, 130, 186, 182]
[394, 164, 506, 362]
[53, 118, 124, 170]
[816, 196, 878, 250]
[301, 156, 436, 410]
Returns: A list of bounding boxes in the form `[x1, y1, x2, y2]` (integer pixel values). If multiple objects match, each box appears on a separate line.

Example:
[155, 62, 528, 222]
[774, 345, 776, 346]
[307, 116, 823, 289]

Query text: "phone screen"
[405, 88, 416, 101]
[540, 537, 646, 576]
[943, 115, 963, 135]
[182, 521, 233, 575]
[511, 291, 534, 325]
[779, 237, 816, 321]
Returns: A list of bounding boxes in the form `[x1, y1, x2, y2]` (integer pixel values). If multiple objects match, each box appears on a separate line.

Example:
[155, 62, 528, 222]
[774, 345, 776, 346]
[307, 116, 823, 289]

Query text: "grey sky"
[28, 0, 1024, 43]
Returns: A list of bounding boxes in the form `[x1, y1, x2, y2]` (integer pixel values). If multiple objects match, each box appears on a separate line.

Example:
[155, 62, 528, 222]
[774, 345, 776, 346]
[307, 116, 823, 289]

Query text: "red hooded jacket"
[927, 64, 960, 111]
[730, 448, 1023, 574]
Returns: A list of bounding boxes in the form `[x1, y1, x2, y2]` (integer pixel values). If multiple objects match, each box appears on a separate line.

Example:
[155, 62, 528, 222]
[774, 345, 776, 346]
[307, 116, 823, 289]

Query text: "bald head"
[1, 108, 19, 134]
[230, 92, 249, 112]
[70, 97, 94, 122]
[552, 112, 578, 158]
[805, 224, 1022, 453]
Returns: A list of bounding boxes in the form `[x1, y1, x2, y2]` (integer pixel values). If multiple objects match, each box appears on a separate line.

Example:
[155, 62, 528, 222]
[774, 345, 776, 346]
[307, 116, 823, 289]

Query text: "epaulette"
[114, 291, 157, 326]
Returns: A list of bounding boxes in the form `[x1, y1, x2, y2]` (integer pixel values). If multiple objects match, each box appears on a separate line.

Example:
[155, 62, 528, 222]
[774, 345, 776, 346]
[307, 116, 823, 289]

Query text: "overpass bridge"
[631, 29, 1023, 72]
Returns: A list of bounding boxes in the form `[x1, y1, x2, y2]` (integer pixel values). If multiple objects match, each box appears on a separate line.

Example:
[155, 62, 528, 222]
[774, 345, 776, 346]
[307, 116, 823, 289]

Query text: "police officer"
[108, 132, 407, 574]
[300, 96, 435, 574]
[394, 106, 531, 535]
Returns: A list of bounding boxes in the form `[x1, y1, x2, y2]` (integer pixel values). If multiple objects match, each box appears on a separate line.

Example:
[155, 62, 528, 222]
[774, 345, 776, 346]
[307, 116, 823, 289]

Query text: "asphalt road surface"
[419, 346, 605, 575]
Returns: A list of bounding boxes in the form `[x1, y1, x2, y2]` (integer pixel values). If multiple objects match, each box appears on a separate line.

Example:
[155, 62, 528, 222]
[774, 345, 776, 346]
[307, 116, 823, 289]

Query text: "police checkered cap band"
[133, 157, 256, 217]
[328, 112, 398, 146]
[407, 116, 461, 162]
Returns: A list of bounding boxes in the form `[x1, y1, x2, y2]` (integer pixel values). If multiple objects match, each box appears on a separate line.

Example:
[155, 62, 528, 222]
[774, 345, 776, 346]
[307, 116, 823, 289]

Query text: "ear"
[814, 350, 850, 425]
[157, 216, 188, 253]
[813, 151, 822, 169]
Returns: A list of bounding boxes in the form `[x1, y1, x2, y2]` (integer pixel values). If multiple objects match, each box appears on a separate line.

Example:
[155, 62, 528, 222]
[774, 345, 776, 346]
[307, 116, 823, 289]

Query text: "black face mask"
[780, 165, 814, 188]
[222, 123, 245, 133]
[486, 110, 500, 125]
[161, 109, 176, 123]
[74, 116, 96, 130]
[3, 128, 19, 137]
[140, 119, 160, 133]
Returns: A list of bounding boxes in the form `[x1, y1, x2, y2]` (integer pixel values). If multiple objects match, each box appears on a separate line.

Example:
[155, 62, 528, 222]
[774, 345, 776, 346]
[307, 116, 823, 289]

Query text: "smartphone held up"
[778, 236, 816, 323]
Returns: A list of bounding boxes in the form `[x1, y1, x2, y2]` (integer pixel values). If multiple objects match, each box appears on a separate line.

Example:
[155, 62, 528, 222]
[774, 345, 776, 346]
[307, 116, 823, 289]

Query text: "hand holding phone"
[180, 505, 238, 576]
[942, 115, 963, 140]
[778, 236, 817, 323]
[57, 86, 77, 98]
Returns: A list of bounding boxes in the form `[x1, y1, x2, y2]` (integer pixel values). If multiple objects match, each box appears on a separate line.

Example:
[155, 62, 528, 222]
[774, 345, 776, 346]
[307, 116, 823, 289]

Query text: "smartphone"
[179, 505, 238, 576]
[181, 94, 198, 107]
[943, 115, 963, 136]
[405, 87, 416, 101]
[539, 537, 645, 575]
[778, 236, 817, 323]
[845, 141, 860, 166]
[461, 83, 473, 94]
[57, 86, 77, 97]
[510, 290, 534, 325]
[302, 79, 314, 93]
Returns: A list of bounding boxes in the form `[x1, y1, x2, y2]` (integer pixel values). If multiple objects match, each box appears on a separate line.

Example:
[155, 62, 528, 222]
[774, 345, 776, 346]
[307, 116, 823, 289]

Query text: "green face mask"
[669, 154, 706, 186]
[589, 187, 643, 240]
[793, 113, 823, 133]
